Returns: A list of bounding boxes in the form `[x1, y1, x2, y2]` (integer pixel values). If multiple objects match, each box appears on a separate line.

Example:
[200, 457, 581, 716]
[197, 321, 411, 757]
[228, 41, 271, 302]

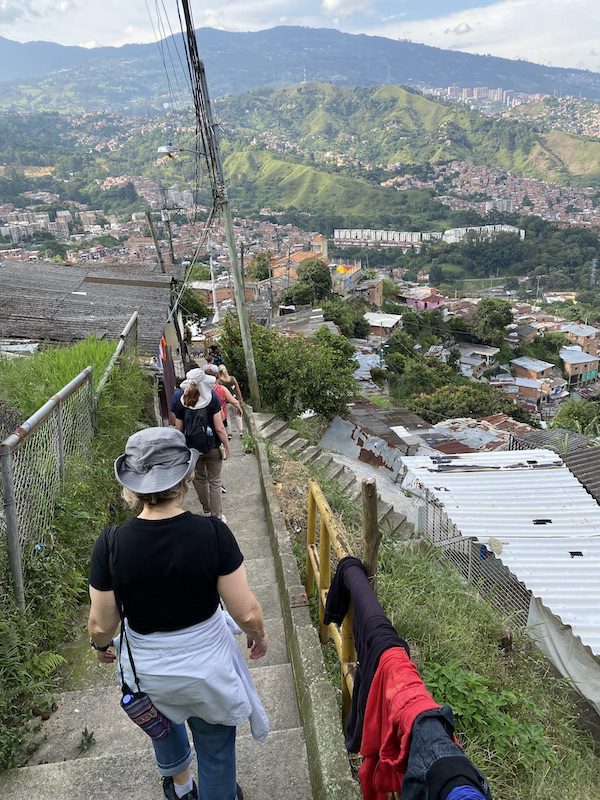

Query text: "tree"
[249, 252, 271, 281]
[411, 383, 531, 424]
[552, 399, 600, 436]
[429, 264, 445, 285]
[220, 314, 356, 419]
[189, 263, 211, 281]
[470, 297, 513, 346]
[297, 257, 332, 300]
[282, 283, 314, 306]
[179, 288, 209, 324]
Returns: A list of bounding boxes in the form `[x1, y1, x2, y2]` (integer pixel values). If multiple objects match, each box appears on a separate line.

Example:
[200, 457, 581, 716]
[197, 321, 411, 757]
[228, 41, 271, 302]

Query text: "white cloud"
[321, 0, 374, 15]
[365, 0, 600, 72]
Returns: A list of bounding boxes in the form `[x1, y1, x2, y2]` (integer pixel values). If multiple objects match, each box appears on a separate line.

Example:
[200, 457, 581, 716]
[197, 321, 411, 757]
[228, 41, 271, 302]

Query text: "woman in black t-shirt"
[88, 427, 268, 800]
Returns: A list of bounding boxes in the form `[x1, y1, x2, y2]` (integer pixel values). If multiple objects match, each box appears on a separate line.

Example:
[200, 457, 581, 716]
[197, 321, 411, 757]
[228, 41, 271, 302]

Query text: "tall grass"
[0, 338, 116, 418]
[0, 353, 153, 770]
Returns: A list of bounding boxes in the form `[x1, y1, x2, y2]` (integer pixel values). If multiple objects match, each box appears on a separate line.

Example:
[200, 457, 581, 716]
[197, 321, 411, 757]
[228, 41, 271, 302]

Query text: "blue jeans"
[152, 717, 237, 800]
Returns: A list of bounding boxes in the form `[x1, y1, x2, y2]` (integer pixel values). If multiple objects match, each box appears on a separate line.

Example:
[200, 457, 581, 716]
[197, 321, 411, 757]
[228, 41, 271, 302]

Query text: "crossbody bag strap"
[106, 525, 141, 693]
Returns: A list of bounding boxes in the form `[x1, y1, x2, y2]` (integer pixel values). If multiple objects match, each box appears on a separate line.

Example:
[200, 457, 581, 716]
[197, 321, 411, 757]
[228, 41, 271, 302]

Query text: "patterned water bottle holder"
[107, 526, 173, 741]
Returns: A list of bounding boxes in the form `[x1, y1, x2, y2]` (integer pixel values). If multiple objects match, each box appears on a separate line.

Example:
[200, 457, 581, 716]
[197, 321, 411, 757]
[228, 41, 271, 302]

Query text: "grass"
[369, 394, 392, 409]
[0, 338, 116, 418]
[0, 350, 153, 769]
[287, 414, 329, 446]
[272, 449, 600, 800]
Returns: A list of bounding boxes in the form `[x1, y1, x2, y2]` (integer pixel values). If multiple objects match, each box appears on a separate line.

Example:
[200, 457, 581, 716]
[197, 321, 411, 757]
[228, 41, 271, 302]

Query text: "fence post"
[0, 447, 26, 612]
[318, 517, 331, 644]
[362, 478, 381, 593]
[306, 486, 317, 597]
[55, 402, 65, 478]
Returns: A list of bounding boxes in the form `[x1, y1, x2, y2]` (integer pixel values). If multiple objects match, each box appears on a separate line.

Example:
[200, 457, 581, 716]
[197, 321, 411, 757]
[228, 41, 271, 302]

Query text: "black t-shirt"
[89, 512, 243, 634]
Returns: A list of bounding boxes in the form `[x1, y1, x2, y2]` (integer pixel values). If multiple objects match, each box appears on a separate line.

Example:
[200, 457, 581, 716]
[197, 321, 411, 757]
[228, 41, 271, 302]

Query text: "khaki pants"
[226, 403, 243, 435]
[193, 447, 222, 518]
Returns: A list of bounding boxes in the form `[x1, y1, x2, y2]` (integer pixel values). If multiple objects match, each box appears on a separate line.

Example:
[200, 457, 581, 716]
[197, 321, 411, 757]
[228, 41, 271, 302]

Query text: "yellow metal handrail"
[305, 478, 357, 719]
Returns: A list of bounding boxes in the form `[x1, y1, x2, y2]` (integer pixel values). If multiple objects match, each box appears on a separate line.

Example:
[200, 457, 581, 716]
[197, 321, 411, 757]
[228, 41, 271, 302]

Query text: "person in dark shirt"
[174, 369, 229, 520]
[88, 427, 268, 800]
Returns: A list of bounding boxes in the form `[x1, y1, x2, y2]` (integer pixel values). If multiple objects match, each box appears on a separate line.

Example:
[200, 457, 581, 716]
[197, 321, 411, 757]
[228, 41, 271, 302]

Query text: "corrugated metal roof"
[0, 261, 173, 354]
[510, 355, 554, 371]
[559, 347, 599, 364]
[512, 429, 600, 505]
[401, 449, 600, 655]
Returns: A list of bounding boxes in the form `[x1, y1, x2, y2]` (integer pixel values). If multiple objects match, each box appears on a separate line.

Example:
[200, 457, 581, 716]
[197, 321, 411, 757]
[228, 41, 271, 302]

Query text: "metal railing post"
[1, 447, 26, 611]
[55, 402, 65, 478]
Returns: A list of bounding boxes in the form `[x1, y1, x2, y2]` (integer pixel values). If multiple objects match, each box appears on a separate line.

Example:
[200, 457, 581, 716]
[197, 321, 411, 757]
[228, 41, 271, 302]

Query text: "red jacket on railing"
[359, 647, 441, 800]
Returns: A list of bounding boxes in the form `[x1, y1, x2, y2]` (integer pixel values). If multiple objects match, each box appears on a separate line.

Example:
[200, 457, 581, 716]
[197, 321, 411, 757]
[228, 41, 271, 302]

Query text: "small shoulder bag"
[106, 525, 172, 741]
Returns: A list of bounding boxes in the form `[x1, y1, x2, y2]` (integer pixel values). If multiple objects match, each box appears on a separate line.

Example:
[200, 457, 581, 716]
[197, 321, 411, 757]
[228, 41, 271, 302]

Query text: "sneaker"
[222, 485, 227, 494]
[162, 776, 198, 800]
[220, 514, 227, 524]
[236, 783, 244, 800]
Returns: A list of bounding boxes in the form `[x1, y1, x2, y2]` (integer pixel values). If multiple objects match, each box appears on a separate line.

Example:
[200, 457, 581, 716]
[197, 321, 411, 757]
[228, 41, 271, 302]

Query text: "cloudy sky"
[0, 0, 597, 72]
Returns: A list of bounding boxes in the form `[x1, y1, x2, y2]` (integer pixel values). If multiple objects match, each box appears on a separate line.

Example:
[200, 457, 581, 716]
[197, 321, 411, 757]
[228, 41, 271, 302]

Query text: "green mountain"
[217, 83, 600, 187]
[223, 149, 456, 229]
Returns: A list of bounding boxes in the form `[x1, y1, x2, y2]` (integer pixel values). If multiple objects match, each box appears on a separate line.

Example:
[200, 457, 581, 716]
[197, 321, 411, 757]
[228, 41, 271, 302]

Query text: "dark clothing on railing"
[402, 710, 492, 800]
[323, 556, 409, 752]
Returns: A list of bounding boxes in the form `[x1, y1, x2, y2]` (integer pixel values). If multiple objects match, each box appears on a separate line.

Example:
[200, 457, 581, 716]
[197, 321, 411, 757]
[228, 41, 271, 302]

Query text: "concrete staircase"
[254, 413, 412, 540]
[0, 438, 313, 800]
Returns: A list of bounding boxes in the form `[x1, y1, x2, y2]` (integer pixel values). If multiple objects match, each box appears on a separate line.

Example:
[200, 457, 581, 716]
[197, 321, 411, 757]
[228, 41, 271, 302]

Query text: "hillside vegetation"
[219, 83, 600, 186]
[224, 148, 455, 229]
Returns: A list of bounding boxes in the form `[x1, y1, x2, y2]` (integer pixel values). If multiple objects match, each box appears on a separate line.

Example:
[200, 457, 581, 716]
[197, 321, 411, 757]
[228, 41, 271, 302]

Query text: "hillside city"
[1, 13, 600, 800]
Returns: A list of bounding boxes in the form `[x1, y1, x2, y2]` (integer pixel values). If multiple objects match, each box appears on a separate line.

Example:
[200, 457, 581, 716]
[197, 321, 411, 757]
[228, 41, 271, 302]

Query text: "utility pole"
[179, 0, 260, 409]
[161, 208, 176, 265]
[208, 232, 219, 324]
[591, 257, 598, 289]
[146, 211, 166, 273]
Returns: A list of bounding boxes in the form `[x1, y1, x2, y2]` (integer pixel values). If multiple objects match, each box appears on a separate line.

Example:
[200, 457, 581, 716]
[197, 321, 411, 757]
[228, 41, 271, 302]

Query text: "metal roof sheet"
[401, 448, 600, 655]
[559, 347, 600, 364]
[510, 355, 554, 371]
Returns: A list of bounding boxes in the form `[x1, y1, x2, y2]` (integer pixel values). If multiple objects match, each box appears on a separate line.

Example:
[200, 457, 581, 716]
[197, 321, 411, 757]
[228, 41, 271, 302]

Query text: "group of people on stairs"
[87, 349, 267, 800]
[324, 556, 493, 800]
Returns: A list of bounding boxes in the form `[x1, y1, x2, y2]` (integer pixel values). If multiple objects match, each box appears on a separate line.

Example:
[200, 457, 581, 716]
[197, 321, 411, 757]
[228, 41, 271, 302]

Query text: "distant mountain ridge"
[1, 26, 600, 112]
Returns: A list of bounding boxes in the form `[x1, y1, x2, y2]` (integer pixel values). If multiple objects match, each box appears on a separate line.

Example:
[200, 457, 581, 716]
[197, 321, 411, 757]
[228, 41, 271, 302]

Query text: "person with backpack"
[174, 369, 229, 521]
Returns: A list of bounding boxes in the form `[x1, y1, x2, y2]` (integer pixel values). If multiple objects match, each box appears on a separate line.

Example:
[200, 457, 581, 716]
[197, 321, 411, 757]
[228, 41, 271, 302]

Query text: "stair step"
[285, 436, 309, 454]
[325, 461, 345, 481]
[377, 499, 393, 521]
[253, 412, 276, 430]
[298, 445, 321, 465]
[337, 470, 356, 492]
[380, 510, 408, 536]
[272, 428, 299, 448]
[314, 453, 333, 470]
[260, 418, 288, 439]
[0, 729, 312, 800]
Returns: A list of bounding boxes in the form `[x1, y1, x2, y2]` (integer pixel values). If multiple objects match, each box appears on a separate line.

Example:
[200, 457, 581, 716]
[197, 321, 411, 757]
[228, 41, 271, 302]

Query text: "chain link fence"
[0, 312, 138, 609]
[423, 491, 531, 627]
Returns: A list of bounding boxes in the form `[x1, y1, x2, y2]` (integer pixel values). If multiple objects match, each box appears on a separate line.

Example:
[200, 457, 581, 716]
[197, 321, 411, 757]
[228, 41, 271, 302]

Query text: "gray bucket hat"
[114, 427, 199, 494]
